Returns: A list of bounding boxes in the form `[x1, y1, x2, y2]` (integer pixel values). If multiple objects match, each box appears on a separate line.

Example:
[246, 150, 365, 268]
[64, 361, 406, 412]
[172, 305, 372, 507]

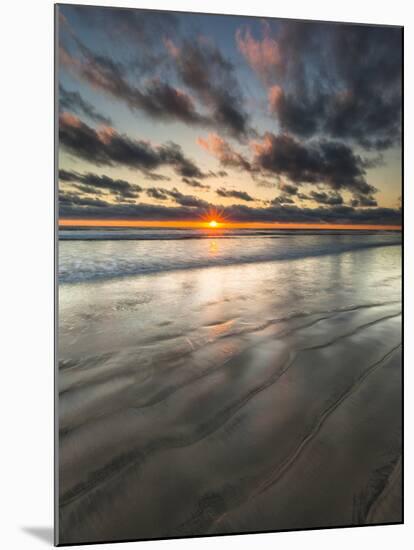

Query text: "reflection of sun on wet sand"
[58, 236, 402, 544]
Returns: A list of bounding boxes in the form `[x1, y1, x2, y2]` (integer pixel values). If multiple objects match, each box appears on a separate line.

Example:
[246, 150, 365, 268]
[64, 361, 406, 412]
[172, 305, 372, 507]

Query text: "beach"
[57, 230, 402, 544]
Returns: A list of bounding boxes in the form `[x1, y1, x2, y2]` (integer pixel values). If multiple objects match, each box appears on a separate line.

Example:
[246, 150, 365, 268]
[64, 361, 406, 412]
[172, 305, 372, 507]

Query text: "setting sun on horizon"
[58, 219, 402, 231]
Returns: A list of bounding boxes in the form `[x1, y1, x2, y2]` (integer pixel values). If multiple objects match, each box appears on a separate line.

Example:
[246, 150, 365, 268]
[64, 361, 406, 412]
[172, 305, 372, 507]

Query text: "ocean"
[58, 228, 401, 284]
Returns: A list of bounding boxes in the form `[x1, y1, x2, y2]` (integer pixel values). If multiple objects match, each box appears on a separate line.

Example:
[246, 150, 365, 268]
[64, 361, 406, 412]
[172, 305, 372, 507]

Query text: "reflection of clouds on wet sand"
[58, 244, 402, 544]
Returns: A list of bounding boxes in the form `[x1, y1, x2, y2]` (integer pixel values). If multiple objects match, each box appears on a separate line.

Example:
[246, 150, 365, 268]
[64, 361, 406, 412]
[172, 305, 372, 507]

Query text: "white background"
[1, 0, 412, 548]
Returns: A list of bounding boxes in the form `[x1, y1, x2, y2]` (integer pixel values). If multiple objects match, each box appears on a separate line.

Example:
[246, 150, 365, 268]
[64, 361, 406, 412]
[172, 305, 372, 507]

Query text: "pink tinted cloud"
[268, 85, 284, 113]
[59, 111, 83, 128]
[250, 132, 275, 156]
[197, 133, 252, 171]
[164, 38, 180, 58]
[236, 22, 281, 84]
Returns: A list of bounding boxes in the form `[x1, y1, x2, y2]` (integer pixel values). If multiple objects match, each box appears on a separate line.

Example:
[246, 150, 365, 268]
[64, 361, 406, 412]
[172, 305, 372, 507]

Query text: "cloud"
[69, 5, 178, 43]
[59, 190, 111, 208]
[198, 132, 378, 201]
[59, 169, 142, 199]
[167, 189, 209, 208]
[59, 113, 206, 179]
[60, 30, 252, 139]
[60, 5, 178, 74]
[238, 21, 401, 150]
[197, 133, 252, 171]
[322, 25, 402, 150]
[145, 186, 209, 208]
[59, 85, 112, 125]
[157, 141, 207, 178]
[60, 44, 208, 127]
[136, 80, 208, 125]
[309, 190, 344, 206]
[271, 195, 295, 205]
[58, 168, 79, 182]
[59, 197, 402, 226]
[279, 181, 298, 195]
[182, 178, 210, 190]
[142, 172, 171, 182]
[350, 194, 378, 207]
[236, 22, 281, 84]
[146, 187, 169, 200]
[216, 188, 256, 202]
[268, 85, 321, 138]
[71, 183, 104, 195]
[253, 176, 277, 189]
[221, 204, 401, 226]
[252, 133, 376, 196]
[166, 38, 251, 139]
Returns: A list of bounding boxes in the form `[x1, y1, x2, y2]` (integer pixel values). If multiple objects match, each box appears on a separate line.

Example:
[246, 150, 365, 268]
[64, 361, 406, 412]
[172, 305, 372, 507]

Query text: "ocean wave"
[59, 233, 401, 284]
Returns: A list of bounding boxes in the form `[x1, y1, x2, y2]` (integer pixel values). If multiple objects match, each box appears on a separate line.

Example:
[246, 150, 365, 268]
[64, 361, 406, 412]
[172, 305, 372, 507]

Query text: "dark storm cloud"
[239, 21, 402, 150]
[309, 191, 344, 206]
[58, 169, 142, 198]
[166, 38, 252, 139]
[216, 188, 256, 202]
[253, 133, 376, 196]
[60, 198, 402, 226]
[59, 85, 112, 125]
[59, 113, 206, 179]
[182, 178, 210, 190]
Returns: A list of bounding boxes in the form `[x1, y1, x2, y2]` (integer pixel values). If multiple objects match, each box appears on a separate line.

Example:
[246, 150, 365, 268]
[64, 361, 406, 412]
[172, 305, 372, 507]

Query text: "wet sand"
[57, 244, 402, 544]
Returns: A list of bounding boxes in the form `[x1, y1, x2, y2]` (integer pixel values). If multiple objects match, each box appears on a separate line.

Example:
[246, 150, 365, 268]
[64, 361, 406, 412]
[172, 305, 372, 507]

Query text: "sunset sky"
[57, 5, 402, 228]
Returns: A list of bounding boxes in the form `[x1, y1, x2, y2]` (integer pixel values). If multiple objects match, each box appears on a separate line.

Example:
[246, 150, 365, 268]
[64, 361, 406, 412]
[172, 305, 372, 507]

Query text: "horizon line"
[58, 219, 402, 231]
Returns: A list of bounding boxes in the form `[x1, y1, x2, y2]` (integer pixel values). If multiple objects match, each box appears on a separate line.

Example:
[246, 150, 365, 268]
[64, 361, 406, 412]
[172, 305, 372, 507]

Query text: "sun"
[209, 220, 218, 228]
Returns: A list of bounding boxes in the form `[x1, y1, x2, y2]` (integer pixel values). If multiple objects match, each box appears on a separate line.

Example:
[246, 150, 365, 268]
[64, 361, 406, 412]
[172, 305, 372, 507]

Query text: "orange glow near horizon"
[59, 218, 401, 231]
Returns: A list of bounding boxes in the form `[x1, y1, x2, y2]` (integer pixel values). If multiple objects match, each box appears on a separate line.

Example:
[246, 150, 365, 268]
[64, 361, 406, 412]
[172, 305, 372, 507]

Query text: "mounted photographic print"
[55, 3, 403, 545]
